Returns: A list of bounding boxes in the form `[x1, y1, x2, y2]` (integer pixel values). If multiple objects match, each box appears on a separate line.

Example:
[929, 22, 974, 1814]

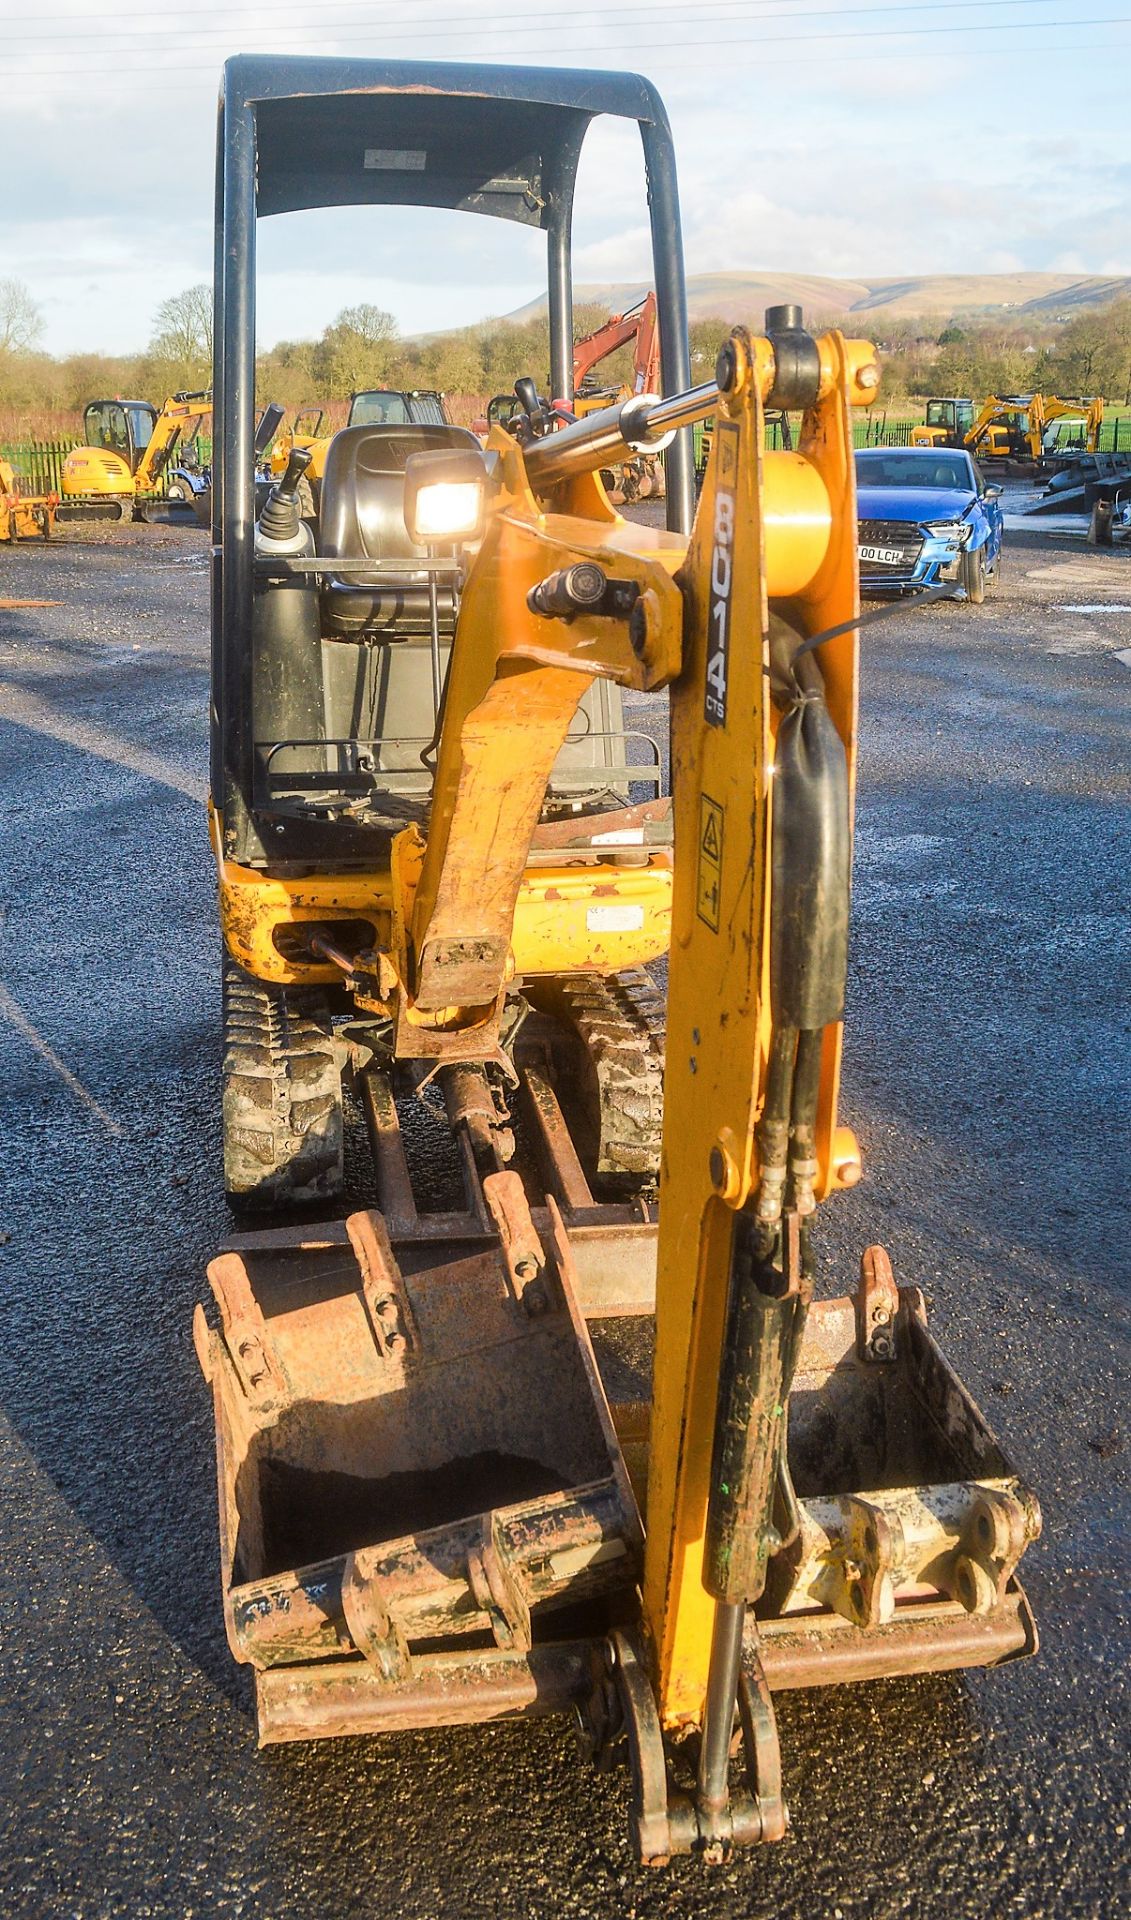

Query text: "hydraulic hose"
[697, 613, 852, 1824]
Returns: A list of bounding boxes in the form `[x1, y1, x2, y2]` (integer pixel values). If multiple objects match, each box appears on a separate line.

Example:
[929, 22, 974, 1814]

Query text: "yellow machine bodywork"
[0, 459, 57, 540]
[910, 397, 974, 449]
[213, 803, 674, 988]
[60, 445, 136, 499]
[268, 409, 330, 480]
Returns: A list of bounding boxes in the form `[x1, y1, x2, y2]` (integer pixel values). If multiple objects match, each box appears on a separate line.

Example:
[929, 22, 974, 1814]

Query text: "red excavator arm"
[572, 292, 661, 398]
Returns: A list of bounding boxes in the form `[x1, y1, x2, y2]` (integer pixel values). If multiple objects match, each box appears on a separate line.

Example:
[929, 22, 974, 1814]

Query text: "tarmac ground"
[0, 509, 1127, 1918]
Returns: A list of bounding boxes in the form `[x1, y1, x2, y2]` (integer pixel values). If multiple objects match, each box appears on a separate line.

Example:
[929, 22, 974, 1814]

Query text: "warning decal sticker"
[697, 794, 724, 931]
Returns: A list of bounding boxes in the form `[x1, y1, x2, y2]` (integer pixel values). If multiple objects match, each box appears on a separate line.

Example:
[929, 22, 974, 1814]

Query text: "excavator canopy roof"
[223, 55, 669, 227]
[213, 57, 695, 825]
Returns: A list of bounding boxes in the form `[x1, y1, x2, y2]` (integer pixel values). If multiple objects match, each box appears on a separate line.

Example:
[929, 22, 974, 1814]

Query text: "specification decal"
[704, 420, 739, 728]
[696, 794, 724, 931]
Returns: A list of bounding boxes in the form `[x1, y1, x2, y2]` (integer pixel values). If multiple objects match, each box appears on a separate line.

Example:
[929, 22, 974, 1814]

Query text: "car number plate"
[858, 543, 904, 564]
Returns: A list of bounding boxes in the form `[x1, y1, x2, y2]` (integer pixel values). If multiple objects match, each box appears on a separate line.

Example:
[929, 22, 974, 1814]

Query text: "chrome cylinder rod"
[522, 381, 720, 491]
[696, 1598, 746, 1818]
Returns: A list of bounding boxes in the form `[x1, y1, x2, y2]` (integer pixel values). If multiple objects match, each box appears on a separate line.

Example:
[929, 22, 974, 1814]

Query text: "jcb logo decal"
[704, 422, 739, 728]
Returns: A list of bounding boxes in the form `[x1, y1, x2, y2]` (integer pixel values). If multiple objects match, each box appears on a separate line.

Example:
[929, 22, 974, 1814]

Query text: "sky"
[4, 0, 1131, 357]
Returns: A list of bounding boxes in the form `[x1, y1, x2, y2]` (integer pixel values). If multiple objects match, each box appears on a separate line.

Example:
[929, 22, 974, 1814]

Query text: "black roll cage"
[212, 53, 693, 814]
[84, 398, 157, 470]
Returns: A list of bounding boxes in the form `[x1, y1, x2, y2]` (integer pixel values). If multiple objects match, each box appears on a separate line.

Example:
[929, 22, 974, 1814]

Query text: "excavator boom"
[572, 291, 662, 398]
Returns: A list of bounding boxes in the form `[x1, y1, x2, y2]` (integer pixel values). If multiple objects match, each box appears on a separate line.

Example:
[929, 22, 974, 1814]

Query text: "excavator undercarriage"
[198, 56, 1040, 1866]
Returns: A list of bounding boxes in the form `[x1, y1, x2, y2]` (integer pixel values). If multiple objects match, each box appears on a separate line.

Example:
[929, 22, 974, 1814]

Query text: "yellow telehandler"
[196, 55, 1040, 1865]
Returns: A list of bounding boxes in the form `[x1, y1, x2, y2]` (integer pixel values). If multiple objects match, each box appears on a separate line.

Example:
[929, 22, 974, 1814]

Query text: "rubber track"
[221, 955, 343, 1207]
[553, 970, 666, 1188]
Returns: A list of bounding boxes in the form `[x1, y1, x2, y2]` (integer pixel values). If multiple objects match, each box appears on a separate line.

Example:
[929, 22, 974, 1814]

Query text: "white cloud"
[2, 0, 1130, 352]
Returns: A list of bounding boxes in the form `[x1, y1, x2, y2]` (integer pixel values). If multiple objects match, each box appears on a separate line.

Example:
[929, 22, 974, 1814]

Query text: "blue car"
[855, 447, 1003, 601]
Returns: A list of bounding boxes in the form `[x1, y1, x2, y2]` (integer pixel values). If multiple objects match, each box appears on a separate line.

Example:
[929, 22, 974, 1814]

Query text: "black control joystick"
[511, 375, 568, 442]
[258, 446, 312, 542]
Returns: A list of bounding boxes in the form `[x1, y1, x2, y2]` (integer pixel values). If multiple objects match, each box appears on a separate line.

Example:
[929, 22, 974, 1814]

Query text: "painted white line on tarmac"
[0, 982, 125, 1136]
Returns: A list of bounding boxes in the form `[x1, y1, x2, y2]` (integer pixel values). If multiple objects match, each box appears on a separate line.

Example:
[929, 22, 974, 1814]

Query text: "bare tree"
[0, 278, 44, 354]
[149, 284, 213, 378]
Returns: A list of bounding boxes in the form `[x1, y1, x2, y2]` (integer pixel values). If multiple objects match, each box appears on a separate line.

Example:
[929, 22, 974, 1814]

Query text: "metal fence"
[0, 439, 79, 495]
[849, 416, 1131, 453]
[13, 415, 1127, 501]
[695, 416, 921, 462]
[0, 435, 208, 497]
[852, 417, 916, 448]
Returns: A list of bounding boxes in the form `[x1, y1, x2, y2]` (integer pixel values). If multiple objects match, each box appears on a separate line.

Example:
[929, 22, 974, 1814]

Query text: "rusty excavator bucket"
[194, 1162, 1038, 1838]
[193, 1187, 645, 1735]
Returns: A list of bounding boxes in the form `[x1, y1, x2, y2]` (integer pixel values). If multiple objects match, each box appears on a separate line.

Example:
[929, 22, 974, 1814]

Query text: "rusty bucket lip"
[250, 1580, 1039, 1745]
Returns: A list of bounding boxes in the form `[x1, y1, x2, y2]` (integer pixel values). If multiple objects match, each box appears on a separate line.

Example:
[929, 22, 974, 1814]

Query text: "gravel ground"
[0, 513, 1128, 1918]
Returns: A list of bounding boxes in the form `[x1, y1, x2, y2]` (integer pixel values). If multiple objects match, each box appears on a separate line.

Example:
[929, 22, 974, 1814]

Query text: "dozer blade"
[193, 1195, 642, 1742]
[138, 498, 200, 525]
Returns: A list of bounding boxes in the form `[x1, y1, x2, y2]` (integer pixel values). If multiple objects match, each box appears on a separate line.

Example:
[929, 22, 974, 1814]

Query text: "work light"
[404, 447, 488, 544]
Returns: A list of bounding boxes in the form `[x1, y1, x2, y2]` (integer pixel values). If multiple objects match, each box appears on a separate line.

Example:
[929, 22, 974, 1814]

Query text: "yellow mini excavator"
[196, 56, 1040, 1866]
[59, 392, 213, 522]
[965, 393, 1104, 471]
[60, 393, 286, 524]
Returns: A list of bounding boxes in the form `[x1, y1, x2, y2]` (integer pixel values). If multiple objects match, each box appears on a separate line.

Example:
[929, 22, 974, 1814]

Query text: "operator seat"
[319, 422, 481, 640]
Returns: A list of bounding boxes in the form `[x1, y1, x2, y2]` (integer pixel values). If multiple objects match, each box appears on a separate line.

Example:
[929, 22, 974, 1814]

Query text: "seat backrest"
[320, 423, 481, 564]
